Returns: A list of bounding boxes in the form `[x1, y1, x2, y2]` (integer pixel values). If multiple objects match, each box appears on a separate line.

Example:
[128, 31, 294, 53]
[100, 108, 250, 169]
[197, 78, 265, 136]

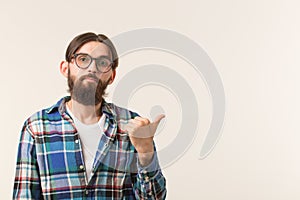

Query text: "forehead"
[76, 41, 112, 58]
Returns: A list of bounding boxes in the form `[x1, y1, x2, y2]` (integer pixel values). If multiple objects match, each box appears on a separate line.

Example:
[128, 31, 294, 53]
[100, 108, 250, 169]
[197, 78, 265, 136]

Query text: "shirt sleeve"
[13, 122, 42, 200]
[132, 151, 167, 200]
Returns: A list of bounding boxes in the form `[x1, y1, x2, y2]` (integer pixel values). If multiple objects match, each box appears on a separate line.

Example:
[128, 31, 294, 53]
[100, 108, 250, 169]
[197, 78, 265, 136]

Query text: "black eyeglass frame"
[72, 53, 113, 73]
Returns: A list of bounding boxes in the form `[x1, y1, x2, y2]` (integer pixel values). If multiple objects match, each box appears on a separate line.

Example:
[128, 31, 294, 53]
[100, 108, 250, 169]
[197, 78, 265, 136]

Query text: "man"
[13, 32, 167, 199]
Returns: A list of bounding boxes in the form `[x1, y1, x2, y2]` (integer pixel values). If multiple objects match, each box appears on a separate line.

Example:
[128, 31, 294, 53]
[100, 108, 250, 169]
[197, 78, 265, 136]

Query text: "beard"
[67, 70, 109, 106]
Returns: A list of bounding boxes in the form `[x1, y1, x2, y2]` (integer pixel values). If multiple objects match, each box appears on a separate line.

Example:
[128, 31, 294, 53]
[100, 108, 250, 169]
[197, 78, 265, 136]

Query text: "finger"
[154, 114, 166, 124]
[123, 123, 135, 132]
[147, 114, 165, 134]
[118, 119, 134, 132]
[129, 125, 154, 138]
[119, 115, 165, 138]
[130, 119, 147, 127]
[134, 116, 150, 125]
[119, 119, 145, 134]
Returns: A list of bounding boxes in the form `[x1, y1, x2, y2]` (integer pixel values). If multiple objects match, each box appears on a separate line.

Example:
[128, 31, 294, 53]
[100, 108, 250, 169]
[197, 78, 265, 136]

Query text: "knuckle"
[137, 121, 144, 126]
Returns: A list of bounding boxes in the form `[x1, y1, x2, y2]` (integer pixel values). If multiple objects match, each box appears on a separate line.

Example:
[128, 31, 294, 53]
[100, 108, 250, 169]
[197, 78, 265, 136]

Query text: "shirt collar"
[45, 96, 70, 114]
[46, 96, 116, 121]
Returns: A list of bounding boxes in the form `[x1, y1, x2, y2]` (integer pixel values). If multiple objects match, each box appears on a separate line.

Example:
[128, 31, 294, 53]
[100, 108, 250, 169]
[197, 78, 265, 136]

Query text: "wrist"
[138, 151, 154, 167]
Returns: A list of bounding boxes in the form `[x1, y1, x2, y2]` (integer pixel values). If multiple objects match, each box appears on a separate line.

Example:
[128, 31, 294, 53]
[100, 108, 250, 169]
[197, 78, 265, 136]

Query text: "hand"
[122, 114, 165, 166]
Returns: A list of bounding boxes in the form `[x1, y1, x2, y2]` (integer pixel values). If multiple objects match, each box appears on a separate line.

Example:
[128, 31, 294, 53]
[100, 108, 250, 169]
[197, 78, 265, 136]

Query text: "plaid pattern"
[13, 96, 166, 199]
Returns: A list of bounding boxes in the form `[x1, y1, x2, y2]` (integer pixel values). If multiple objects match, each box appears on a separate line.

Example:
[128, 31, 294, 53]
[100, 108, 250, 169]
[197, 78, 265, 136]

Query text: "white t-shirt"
[66, 106, 106, 181]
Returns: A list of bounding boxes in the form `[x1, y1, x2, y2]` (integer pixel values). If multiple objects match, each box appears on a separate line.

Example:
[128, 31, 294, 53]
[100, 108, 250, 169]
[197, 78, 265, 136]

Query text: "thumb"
[150, 114, 166, 134]
[153, 114, 166, 124]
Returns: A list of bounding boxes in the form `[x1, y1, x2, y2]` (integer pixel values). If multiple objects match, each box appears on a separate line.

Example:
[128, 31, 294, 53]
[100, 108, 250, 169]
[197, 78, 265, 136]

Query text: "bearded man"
[13, 32, 167, 200]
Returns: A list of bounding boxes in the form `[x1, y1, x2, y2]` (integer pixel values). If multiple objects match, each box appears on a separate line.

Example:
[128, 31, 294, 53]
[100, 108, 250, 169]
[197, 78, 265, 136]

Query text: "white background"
[1, 0, 299, 199]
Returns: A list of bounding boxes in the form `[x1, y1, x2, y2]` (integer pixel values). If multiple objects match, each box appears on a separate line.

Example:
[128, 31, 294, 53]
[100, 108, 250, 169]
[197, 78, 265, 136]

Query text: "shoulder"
[22, 97, 67, 134]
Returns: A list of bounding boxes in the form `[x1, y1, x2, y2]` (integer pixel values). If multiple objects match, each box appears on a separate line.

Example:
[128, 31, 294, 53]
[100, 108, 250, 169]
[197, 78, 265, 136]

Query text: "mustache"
[79, 74, 100, 82]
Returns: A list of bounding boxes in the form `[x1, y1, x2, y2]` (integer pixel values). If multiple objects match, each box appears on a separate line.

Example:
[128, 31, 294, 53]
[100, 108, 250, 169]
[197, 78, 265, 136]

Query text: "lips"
[85, 77, 98, 82]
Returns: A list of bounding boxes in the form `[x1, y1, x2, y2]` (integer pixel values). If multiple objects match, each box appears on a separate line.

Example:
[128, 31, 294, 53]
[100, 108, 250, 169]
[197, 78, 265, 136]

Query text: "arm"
[126, 115, 167, 199]
[13, 123, 42, 200]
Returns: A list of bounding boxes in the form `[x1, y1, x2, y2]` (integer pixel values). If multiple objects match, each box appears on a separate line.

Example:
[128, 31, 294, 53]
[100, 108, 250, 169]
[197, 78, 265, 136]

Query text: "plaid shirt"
[13, 97, 166, 199]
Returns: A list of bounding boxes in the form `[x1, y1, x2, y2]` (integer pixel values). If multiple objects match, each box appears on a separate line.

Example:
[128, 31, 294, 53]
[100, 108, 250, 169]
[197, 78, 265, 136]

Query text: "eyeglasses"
[73, 53, 113, 73]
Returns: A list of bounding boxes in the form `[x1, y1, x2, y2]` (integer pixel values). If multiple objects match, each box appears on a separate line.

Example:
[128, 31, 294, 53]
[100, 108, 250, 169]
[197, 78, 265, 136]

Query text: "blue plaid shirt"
[13, 96, 166, 199]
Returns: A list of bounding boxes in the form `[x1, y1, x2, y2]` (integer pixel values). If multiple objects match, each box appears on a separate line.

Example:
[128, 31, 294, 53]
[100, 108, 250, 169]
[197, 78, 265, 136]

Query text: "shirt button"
[75, 139, 79, 144]
[79, 165, 84, 170]
[145, 176, 149, 182]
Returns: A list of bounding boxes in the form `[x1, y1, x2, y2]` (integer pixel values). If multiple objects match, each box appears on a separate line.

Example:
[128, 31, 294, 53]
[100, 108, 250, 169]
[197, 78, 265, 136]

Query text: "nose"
[88, 60, 97, 73]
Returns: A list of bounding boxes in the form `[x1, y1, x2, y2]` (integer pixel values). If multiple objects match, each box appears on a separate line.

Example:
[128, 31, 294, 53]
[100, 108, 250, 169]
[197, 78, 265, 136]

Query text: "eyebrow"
[76, 53, 112, 61]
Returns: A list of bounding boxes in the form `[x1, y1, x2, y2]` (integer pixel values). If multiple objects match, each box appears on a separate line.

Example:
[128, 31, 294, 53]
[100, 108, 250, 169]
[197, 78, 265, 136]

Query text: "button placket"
[80, 178, 85, 185]
[145, 176, 149, 182]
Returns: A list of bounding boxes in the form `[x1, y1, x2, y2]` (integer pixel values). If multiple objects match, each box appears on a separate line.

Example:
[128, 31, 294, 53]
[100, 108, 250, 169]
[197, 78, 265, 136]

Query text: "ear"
[108, 70, 116, 85]
[60, 61, 69, 78]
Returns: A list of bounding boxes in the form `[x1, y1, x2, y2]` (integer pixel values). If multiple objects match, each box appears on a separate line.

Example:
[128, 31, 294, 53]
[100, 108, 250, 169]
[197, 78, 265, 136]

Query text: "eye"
[97, 58, 111, 67]
[76, 54, 91, 64]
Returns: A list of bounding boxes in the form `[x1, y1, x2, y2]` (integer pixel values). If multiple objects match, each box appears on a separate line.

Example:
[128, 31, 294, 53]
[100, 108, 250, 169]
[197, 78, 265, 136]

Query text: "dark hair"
[65, 32, 119, 70]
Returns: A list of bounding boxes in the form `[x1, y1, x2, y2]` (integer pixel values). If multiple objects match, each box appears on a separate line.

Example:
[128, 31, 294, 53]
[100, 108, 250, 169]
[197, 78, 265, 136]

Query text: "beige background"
[1, 0, 300, 199]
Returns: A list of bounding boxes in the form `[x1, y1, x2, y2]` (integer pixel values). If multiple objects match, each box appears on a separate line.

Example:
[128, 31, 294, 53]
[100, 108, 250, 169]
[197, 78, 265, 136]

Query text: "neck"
[67, 98, 102, 124]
